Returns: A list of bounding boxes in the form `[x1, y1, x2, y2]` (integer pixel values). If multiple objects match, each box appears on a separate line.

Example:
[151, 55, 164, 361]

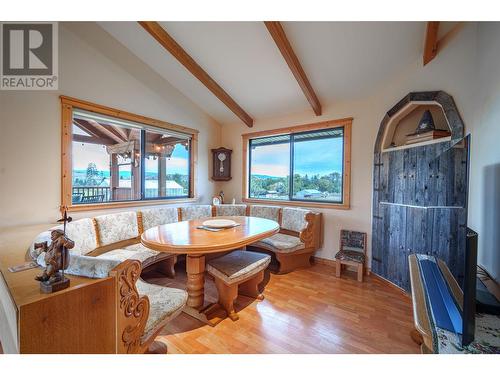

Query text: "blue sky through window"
[250, 137, 343, 177]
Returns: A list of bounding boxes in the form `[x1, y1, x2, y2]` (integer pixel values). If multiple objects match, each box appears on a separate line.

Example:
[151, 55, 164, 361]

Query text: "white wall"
[221, 23, 481, 269]
[0, 22, 222, 228]
[468, 22, 500, 282]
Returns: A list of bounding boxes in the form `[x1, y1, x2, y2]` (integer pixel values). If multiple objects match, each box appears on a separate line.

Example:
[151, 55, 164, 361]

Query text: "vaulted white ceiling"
[98, 21, 427, 126]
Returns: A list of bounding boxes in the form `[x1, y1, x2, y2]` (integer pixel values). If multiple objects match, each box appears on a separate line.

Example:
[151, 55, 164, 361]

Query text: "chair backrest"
[214, 204, 247, 217]
[340, 230, 367, 254]
[281, 207, 310, 233]
[94, 211, 139, 246]
[140, 207, 179, 231]
[179, 205, 212, 221]
[248, 205, 281, 223]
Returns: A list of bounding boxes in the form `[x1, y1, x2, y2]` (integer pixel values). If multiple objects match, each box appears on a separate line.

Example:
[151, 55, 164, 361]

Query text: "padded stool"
[207, 250, 271, 321]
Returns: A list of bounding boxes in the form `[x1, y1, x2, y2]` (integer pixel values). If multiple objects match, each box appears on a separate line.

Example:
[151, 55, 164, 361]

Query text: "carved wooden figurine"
[35, 229, 75, 293]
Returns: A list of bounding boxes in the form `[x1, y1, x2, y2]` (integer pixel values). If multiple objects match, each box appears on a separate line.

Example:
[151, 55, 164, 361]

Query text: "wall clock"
[211, 147, 232, 181]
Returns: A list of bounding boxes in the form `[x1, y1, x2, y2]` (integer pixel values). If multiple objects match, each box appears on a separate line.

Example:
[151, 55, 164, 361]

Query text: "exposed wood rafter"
[73, 119, 115, 143]
[73, 134, 115, 146]
[87, 119, 127, 143]
[138, 21, 254, 127]
[423, 22, 440, 66]
[264, 21, 322, 116]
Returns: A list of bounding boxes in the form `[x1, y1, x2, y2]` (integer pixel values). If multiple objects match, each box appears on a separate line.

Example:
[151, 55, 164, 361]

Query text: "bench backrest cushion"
[281, 207, 310, 233]
[141, 207, 179, 231]
[215, 204, 247, 217]
[29, 218, 98, 258]
[36, 252, 121, 279]
[179, 205, 212, 221]
[63, 218, 98, 255]
[249, 205, 281, 222]
[94, 211, 139, 246]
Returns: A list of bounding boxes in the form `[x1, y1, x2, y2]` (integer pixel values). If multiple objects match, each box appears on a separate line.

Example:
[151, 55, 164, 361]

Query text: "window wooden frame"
[60, 96, 199, 213]
[242, 117, 352, 210]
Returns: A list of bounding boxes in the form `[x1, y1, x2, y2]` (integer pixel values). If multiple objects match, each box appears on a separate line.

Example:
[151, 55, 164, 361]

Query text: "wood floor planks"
[0, 263, 418, 354]
[144, 262, 419, 354]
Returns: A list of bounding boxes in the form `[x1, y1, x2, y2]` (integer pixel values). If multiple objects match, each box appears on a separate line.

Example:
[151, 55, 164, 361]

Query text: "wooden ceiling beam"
[138, 21, 254, 127]
[264, 21, 322, 116]
[86, 119, 126, 143]
[73, 134, 115, 146]
[73, 119, 115, 143]
[423, 21, 440, 66]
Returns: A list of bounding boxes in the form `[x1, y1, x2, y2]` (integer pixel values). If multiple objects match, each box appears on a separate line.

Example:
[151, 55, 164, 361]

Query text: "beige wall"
[1, 22, 498, 281]
[0, 22, 222, 228]
[468, 22, 500, 282]
[221, 23, 481, 268]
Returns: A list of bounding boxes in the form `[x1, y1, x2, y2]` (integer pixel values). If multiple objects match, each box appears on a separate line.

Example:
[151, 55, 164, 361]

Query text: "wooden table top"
[141, 216, 279, 255]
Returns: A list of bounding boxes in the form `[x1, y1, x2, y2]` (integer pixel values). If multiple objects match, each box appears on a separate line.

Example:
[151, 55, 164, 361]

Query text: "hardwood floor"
[143, 261, 420, 354]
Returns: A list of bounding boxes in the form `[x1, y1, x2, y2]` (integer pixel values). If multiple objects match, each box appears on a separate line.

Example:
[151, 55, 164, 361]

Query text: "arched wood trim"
[374, 91, 465, 153]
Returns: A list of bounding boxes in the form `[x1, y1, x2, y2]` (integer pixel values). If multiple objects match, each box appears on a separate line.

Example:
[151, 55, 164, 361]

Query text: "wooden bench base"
[214, 270, 265, 321]
[275, 251, 314, 274]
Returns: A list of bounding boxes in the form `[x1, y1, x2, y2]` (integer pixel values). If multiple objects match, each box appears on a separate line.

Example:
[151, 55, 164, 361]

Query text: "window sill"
[242, 198, 350, 210]
[64, 197, 198, 213]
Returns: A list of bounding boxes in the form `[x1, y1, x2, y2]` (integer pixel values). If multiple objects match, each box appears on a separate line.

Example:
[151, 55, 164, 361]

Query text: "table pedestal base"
[183, 303, 227, 327]
[184, 254, 228, 326]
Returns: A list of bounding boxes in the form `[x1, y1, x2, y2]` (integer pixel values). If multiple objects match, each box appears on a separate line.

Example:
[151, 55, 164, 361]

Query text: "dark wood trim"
[138, 21, 254, 127]
[264, 21, 322, 116]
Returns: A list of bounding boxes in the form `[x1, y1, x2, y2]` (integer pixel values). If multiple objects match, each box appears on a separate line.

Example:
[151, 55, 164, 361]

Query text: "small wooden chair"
[335, 230, 367, 282]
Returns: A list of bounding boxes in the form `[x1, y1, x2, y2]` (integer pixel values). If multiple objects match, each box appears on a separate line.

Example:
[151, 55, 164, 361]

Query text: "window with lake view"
[248, 127, 345, 204]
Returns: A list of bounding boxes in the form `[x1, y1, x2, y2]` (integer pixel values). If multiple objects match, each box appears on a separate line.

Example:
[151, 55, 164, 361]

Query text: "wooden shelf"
[382, 136, 451, 153]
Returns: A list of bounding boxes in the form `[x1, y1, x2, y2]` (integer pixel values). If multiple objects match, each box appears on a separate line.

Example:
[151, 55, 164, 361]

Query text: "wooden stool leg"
[214, 278, 239, 321]
[145, 340, 168, 354]
[239, 270, 265, 300]
[357, 263, 364, 282]
[335, 259, 341, 277]
[157, 256, 177, 278]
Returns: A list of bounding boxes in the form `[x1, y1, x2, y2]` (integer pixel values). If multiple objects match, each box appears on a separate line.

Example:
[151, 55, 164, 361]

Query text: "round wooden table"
[141, 216, 279, 325]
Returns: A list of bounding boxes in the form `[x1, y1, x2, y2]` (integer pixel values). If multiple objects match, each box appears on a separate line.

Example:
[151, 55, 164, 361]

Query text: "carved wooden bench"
[33, 253, 187, 353]
[29, 209, 179, 279]
[206, 250, 271, 321]
[246, 206, 322, 274]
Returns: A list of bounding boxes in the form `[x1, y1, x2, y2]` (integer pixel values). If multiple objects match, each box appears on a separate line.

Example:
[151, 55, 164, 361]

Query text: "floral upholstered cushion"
[179, 205, 212, 221]
[215, 204, 247, 217]
[28, 218, 99, 259]
[141, 207, 179, 231]
[249, 205, 281, 222]
[96, 246, 160, 264]
[207, 250, 271, 285]
[335, 249, 365, 263]
[136, 279, 187, 339]
[36, 252, 121, 279]
[55, 218, 98, 255]
[281, 207, 309, 233]
[94, 211, 139, 246]
[253, 233, 305, 254]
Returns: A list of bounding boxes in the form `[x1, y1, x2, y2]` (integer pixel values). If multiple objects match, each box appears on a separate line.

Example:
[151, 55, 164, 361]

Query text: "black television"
[460, 134, 477, 346]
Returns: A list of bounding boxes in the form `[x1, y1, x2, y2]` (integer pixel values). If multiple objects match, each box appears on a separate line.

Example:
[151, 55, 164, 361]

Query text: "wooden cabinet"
[0, 224, 116, 353]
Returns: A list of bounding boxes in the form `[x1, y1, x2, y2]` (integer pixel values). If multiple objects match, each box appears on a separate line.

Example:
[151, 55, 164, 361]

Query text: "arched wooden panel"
[371, 91, 468, 291]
